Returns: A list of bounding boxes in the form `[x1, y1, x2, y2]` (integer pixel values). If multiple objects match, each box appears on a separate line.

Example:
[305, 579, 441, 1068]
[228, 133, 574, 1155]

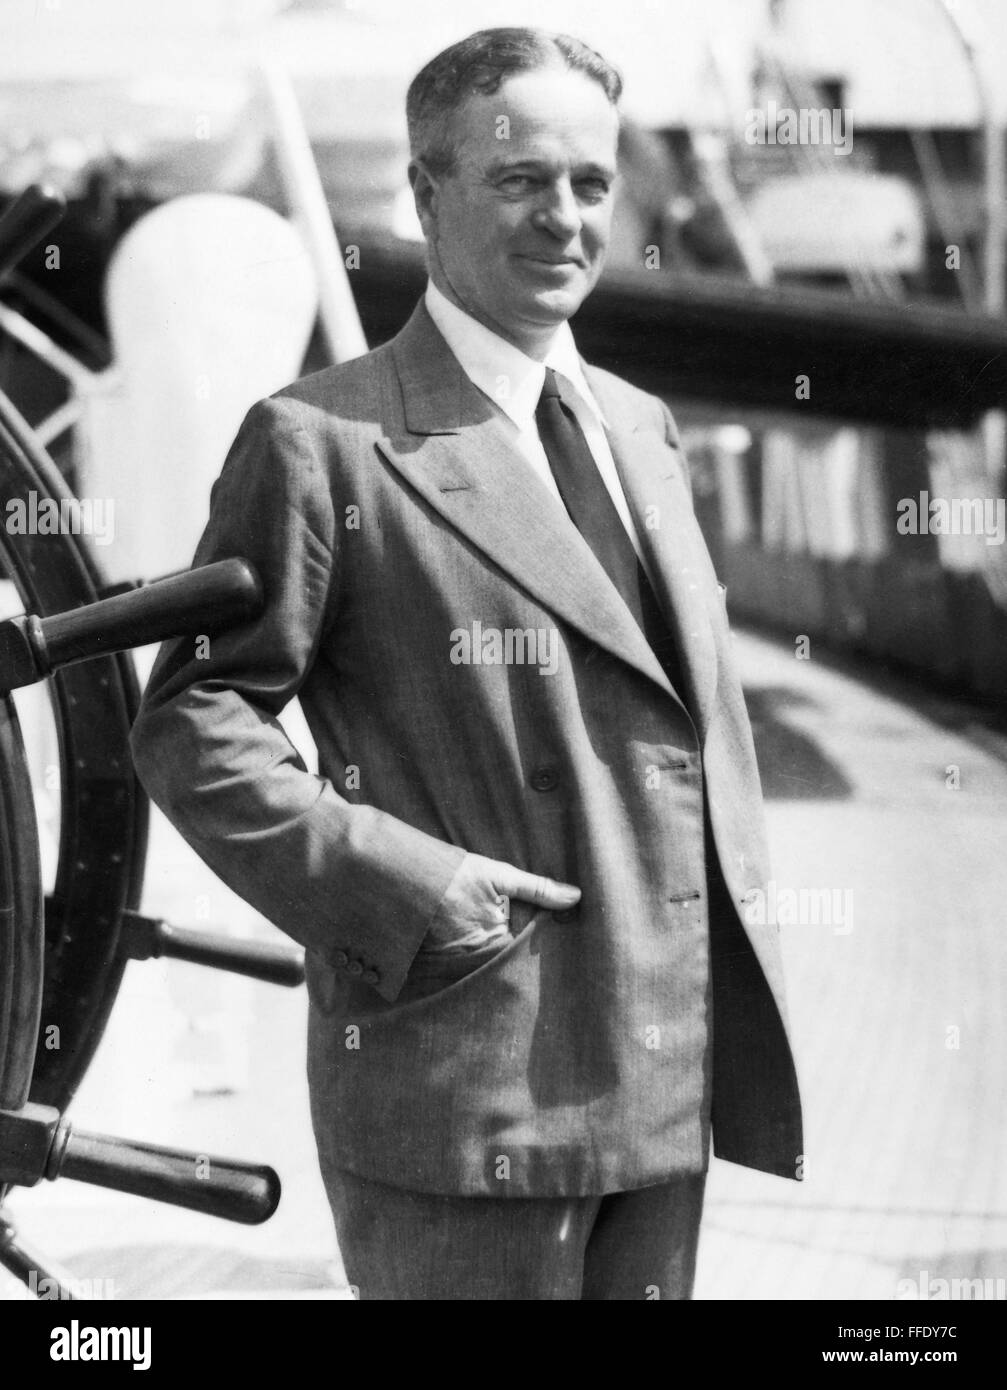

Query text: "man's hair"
[407, 27, 622, 179]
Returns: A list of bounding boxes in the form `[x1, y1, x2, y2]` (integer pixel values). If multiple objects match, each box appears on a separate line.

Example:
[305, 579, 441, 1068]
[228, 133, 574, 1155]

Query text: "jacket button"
[553, 907, 578, 924]
[333, 950, 349, 968]
[362, 969, 379, 985]
[529, 766, 559, 792]
[346, 959, 364, 976]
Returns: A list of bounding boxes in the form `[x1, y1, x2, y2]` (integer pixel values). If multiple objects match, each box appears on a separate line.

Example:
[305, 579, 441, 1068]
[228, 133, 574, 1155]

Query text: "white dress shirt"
[424, 280, 650, 568]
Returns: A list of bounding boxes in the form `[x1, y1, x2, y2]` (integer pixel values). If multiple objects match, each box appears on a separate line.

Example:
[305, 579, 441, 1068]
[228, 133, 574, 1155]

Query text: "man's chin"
[519, 286, 590, 327]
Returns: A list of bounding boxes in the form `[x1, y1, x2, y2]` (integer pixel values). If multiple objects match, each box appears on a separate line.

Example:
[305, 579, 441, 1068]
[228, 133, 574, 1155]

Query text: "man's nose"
[532, 180, 582, 239]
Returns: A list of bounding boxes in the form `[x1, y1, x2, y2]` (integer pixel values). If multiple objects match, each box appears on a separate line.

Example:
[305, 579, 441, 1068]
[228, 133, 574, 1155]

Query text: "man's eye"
[577, 178, 611, 199]
[498, 174, 536, 192]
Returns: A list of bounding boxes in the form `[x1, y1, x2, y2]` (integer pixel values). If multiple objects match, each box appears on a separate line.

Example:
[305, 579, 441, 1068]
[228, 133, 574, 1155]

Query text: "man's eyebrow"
[484, 158, 617, 180]
[579, 162, 618, 180]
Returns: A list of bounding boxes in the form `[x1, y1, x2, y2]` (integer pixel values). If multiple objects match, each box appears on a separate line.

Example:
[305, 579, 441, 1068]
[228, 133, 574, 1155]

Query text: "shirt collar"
[424, 279, 606, 430]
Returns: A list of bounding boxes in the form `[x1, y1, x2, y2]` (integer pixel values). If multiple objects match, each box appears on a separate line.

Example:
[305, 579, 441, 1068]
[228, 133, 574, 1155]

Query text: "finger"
[481, 918, 512, 948]
[490, 864, 581, 909]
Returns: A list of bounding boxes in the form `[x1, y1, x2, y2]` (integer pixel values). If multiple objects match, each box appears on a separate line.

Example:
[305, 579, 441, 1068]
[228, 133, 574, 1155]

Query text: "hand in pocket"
[423, 852, 581, 956]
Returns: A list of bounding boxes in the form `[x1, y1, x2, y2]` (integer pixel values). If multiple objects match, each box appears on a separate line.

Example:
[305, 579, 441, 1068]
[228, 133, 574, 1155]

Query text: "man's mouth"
[515, 254, 585, 269]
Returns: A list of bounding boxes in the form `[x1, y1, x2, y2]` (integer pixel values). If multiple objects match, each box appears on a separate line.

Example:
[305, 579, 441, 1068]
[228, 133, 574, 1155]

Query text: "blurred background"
[4, 0, 1007, 687]
[1, 0, 1006, 1303]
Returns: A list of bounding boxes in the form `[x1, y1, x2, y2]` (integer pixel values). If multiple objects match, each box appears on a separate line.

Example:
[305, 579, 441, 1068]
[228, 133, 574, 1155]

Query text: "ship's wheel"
[0, 187, 305, 1298]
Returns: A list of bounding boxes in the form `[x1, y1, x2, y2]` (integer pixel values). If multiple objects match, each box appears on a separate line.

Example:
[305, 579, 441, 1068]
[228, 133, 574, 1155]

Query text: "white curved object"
[85, 193, 318, 583]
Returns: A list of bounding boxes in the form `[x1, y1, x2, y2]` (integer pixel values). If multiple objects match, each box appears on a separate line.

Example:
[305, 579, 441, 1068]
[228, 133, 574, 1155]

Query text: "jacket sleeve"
[129, 394, 467, 1004]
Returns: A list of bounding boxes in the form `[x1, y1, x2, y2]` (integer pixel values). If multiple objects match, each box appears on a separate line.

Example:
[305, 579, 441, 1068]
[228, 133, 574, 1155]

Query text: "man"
[131, 27, 802, 1300]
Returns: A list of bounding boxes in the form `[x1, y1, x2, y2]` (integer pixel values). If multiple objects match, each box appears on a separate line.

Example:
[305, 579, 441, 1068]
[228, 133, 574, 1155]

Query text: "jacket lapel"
[379, 305, 678, 701]
[585, 367, 720, 735]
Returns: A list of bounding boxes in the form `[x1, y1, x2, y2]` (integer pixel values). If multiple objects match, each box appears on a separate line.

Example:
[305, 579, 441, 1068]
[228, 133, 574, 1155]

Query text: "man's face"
[412, 65, 619, 357]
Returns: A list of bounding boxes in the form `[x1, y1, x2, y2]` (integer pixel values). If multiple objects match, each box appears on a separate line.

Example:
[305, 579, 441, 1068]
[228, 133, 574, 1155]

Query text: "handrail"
[0, 302, 104, 395]
[0, 186, 65, 284]
[0, 301, 113, 450]
[257, 57, 368, 365]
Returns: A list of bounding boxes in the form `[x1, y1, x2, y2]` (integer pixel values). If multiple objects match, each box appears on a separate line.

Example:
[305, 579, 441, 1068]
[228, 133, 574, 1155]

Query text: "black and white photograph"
[0, 0, 1004, 1343]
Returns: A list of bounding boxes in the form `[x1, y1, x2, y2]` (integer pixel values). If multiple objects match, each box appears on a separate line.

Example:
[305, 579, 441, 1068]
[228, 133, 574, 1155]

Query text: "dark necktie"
[535, 367, 687, 701]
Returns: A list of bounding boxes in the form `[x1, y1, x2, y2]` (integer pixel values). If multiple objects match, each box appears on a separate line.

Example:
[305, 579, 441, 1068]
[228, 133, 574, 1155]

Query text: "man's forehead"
[451, 67, 619, 160]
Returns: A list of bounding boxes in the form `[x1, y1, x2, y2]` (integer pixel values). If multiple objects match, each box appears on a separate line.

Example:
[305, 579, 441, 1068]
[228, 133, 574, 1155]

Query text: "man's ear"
[409, 159, 440, 238]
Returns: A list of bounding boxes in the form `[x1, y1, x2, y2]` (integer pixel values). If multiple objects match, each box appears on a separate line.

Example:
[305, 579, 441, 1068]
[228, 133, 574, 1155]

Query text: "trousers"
[322, 1167, 707, 1301]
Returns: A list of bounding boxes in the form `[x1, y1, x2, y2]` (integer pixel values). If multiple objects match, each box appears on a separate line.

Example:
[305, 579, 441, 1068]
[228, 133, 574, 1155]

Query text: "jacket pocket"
[406, 935, 509, 999]
[393, 905, 543, 1010]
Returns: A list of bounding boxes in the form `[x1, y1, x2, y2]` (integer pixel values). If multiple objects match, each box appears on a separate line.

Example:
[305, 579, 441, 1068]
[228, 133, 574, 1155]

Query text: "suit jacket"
[130, 300, 803, 1198]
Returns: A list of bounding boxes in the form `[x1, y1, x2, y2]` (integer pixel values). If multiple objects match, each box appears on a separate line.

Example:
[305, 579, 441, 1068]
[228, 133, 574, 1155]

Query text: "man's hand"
[424, 853, 581, 953]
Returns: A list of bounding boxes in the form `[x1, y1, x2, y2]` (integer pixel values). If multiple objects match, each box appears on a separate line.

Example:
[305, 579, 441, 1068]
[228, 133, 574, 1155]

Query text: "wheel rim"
[0, 389, 146, 1114]
[0, 694, 42, 1112]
